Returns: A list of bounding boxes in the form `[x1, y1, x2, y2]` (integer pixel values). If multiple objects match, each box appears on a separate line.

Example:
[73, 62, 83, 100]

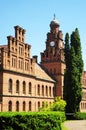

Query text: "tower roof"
[50, 14, 60, 27]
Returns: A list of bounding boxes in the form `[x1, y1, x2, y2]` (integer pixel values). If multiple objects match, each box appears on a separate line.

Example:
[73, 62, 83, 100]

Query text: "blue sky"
[0, 0, 86, 70]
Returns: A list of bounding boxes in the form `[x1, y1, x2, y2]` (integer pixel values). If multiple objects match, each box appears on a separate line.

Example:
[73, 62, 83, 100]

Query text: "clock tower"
[41, 16, 65, 97]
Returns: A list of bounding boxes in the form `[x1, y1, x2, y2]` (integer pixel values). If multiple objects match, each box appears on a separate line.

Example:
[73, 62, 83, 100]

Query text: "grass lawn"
[61, 122, 69, 130]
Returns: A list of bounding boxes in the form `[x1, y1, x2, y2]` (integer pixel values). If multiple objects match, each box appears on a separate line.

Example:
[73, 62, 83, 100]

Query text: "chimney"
[33, 55, 38, 63]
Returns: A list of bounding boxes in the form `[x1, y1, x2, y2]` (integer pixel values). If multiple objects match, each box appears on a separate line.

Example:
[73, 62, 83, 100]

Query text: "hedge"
[0, 111, 66, 130]
[74, 112, 86, 120]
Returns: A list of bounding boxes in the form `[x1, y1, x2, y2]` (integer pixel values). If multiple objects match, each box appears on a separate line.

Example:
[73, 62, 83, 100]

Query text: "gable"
[35, 63, 55, 82]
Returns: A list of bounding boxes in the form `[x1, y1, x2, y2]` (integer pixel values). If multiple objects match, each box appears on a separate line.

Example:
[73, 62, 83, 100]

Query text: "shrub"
[0, 111, 66, 130]
[74, 112, 86, 120]
[50, 97, 66, 111]
[40, 97, 66, 112]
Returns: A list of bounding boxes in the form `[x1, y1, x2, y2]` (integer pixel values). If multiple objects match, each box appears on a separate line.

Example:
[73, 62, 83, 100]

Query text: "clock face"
[50, 41, 55, 46]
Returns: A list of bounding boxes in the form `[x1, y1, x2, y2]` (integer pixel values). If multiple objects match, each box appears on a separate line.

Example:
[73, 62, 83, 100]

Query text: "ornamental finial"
[54, 14, 56, 20]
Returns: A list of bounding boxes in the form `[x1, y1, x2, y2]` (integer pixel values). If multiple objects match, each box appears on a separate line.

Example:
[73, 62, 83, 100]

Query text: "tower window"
[46, 52, 48, 57]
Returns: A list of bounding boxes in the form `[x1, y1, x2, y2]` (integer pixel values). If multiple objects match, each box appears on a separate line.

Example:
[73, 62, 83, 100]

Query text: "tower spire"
[54, 13, 56, 20]
[50, 14, 60, 27]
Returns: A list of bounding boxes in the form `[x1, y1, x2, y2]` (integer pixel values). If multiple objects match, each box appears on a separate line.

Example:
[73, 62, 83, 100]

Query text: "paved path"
[64, 120, 86, 130]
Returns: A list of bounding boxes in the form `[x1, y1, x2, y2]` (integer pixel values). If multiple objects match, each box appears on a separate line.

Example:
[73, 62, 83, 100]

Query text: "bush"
[74, 112, 86, 120]
[0, 111, 66, 130]
[50, 97, 66, 111]
[40, 97, 66, 112]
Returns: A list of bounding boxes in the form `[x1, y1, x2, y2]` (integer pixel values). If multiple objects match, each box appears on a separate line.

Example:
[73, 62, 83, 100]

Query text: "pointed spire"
[54, 14, 56, 20]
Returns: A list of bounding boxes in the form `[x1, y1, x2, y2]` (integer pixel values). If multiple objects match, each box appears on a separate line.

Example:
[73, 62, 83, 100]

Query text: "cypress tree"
[64, 33, 72, 113]
[64, 28, 83, 113]
[64, 33, 70, 68]
[63, 33, 70, 101]
[70, 28, 83, 112]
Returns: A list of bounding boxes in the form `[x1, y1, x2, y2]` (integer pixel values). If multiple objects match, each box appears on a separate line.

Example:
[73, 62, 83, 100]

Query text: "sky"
[0, 0, 86, 70]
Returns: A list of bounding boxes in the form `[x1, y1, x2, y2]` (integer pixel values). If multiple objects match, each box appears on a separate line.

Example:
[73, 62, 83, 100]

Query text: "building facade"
[0, 17, 86, 112]
[0, 25, 55, 112]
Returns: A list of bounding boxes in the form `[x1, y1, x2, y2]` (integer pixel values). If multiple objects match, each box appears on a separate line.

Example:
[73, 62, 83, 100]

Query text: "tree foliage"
[40, 97, 66, 112]
[50, 97, 66, 112]
[64, 28, 83, 113]
[63, 33, 71, 102]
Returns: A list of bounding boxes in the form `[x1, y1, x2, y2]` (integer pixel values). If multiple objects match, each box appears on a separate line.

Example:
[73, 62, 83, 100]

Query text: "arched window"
[29, 82, 32, 94]
[37, 84, 40, 95]
[46, 86, 48, 96]
[38, 101, 40, 111]
[23, 81, 26, 94]
[16, 80, 19, 93]
[29, 101, 32, 111]
[8, 79, 12, 93]
[49, 86, 51, 96]
[8, 101, 12, 111]
[23, 101, 26, 111]
[16, 101, 19, 111]
[42, 85, 44, 96]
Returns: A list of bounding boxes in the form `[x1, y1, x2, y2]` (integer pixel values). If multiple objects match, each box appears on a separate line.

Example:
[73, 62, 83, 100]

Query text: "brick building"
[0, 25, 55, 112]
[80, 71, 86, 112]
[0, 17, 86, 112]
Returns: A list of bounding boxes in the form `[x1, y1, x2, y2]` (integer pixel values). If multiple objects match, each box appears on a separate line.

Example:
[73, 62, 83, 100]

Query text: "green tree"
[63, 33, 72, 113]
[63, 33, 70, 100]
[64, 33, 70, 68]
[40, 97, 66, 112]
[70, 28, 83, 112]
[64, 28, 83, 113]
[50, 97, 66, 111]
